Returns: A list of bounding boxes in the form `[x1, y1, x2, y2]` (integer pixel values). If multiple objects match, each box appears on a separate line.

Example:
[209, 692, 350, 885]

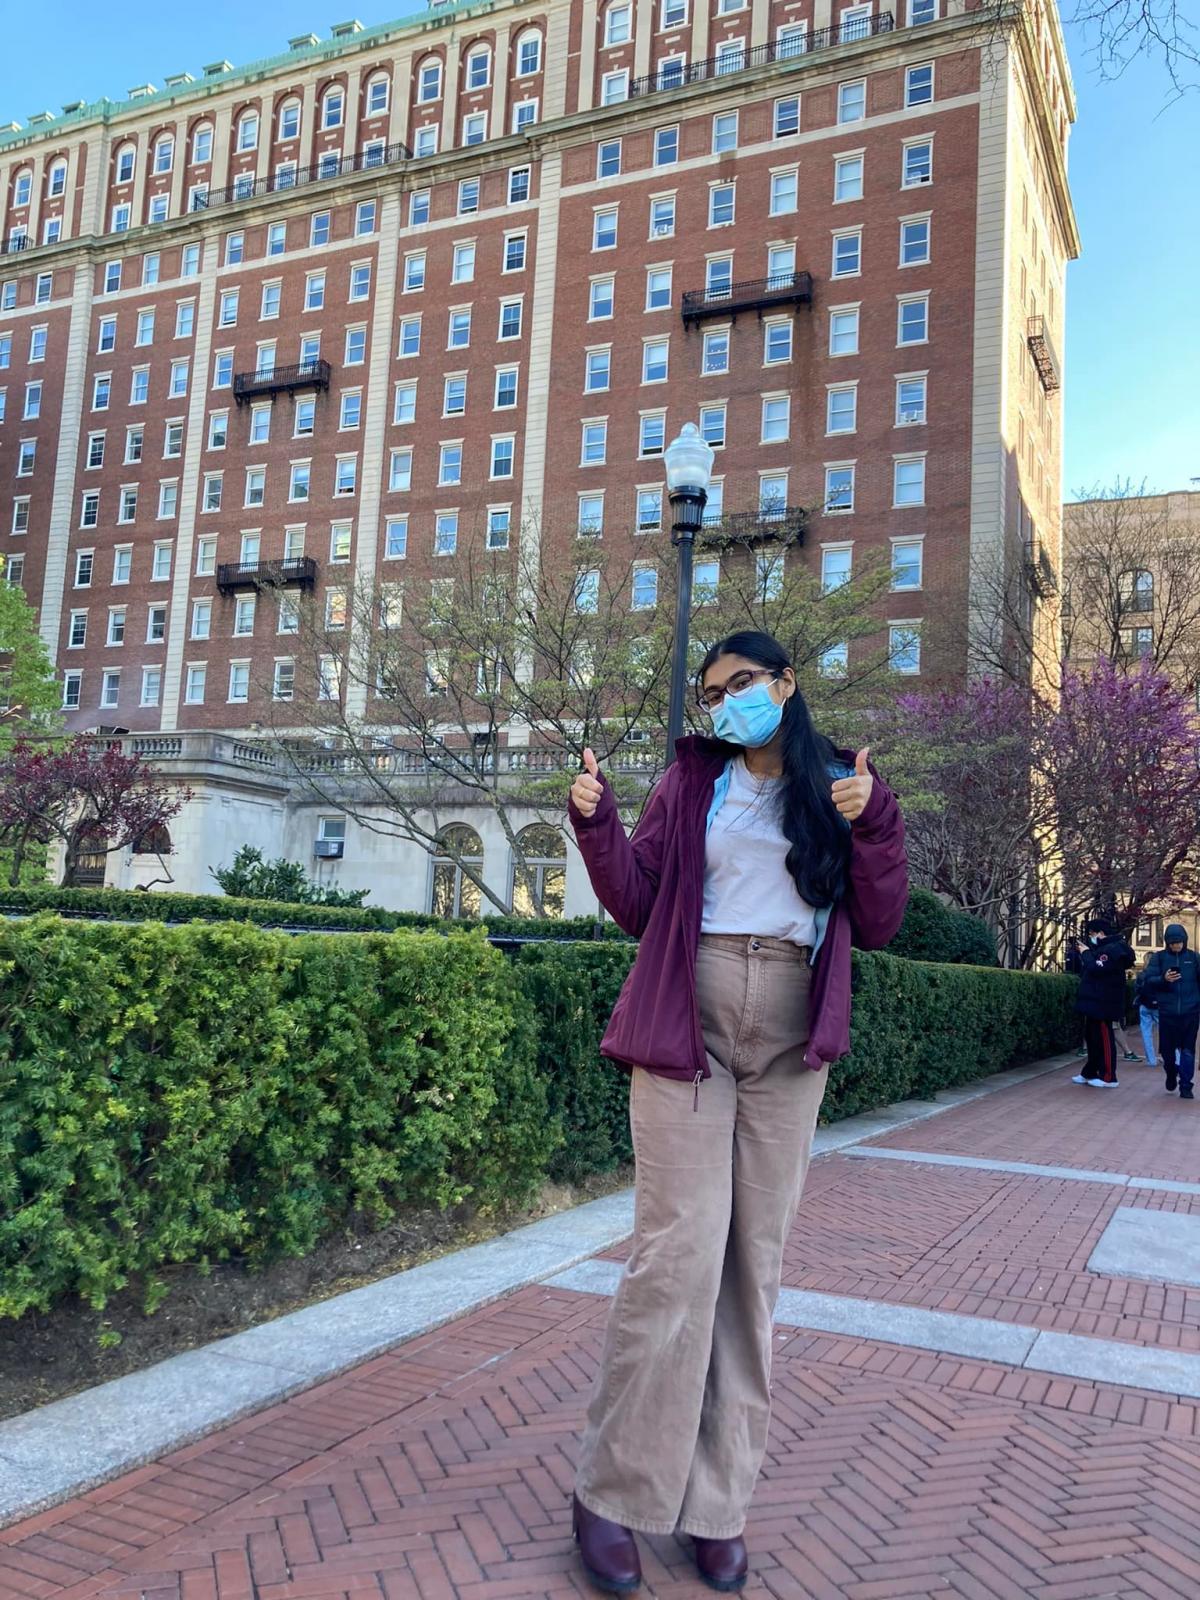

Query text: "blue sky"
[2, 4, 1195, 497]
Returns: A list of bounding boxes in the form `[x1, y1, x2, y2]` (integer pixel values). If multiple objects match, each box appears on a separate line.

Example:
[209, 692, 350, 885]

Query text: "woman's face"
[702, 653, 797, 709]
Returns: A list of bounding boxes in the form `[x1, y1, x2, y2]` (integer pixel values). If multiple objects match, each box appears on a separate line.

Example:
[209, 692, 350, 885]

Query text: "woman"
[567, 631, 908, 1593]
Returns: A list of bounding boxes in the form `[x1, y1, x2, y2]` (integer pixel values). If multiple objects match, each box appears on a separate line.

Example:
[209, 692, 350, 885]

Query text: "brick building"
[0, 0, 1078, 908]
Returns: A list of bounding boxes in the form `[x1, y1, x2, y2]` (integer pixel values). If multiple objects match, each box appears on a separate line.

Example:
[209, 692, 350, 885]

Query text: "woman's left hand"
[832, 748, 874, 823]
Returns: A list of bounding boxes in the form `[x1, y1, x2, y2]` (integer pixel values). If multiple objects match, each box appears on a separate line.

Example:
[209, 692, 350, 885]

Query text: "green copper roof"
[0, 1, 497, 151]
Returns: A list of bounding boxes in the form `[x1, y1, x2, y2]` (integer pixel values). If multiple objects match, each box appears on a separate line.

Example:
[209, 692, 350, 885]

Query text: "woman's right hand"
[570, 748, 604, 818]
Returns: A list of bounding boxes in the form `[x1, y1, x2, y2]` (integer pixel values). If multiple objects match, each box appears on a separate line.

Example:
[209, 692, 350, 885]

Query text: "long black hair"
[698, 630, 850, 908]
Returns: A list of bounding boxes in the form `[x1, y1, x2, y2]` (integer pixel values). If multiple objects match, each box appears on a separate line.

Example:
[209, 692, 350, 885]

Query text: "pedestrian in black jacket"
[1071, 918, 1135, 1088]
[1141, 923, 1199, 1099]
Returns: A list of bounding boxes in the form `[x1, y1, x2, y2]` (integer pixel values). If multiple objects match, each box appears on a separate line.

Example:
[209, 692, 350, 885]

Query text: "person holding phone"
[567, 631, 908, 1593]
[1142, 925, 1200, 1098]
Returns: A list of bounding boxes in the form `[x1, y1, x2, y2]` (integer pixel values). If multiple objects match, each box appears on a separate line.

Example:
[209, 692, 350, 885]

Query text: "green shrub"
[886, 887, 998, 966]
[0, 914, 1076, 1324]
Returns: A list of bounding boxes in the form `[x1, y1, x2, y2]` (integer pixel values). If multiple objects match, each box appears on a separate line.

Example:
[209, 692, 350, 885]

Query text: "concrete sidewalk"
[4, 1052, 1200, 1598]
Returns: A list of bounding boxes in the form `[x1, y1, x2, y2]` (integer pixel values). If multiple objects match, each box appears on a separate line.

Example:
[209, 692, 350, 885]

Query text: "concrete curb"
[0, 1053, 1070, 1529]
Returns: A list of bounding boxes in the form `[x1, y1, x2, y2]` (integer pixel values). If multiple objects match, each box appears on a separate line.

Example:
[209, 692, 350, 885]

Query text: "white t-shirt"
[701, 757, 818, 946]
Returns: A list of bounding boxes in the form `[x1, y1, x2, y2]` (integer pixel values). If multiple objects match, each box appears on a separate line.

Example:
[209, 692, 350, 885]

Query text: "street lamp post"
[663, 423, 715, 764]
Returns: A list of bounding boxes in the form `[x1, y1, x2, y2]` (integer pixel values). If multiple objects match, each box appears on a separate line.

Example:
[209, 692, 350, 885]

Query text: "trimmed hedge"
[0, 881, 995, 964]
[1, 915, 1076, 1322]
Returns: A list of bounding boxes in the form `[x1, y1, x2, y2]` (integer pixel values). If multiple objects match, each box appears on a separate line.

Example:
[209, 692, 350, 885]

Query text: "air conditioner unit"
[653, 224, 673, 237]
[899, 409, 923, 423]
[627, 728, 649, 744]
[314, 839, 344, 859]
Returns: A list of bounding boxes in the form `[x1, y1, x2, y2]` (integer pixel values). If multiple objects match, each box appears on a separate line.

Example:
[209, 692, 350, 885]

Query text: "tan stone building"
[1, 0, 1078, 910]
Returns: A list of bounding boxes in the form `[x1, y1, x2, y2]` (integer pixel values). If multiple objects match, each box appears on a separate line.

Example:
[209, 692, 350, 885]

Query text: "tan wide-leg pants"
[575, 934, 827, 1539]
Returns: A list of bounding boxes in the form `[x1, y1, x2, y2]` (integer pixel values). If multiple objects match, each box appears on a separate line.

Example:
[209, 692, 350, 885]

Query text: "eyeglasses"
[696, 668, 780, 713]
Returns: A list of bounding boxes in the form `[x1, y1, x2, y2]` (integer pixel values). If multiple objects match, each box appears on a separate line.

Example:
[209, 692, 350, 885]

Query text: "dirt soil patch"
[1, 1167, 633, 1422]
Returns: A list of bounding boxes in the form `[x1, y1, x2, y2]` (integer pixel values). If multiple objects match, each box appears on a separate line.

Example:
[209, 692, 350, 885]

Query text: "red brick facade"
[0, 0, 1077, 735]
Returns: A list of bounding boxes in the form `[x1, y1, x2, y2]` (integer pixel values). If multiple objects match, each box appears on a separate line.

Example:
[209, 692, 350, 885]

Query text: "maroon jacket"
[568, 736, 908, 1080]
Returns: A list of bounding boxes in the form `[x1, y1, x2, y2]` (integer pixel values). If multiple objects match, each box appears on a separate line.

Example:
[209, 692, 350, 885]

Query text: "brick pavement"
[4, 1060, 1200, 1600]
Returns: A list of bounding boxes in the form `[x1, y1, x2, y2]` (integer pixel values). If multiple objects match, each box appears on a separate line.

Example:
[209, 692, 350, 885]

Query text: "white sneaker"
[1088, 1078, 1120, 1088]
[1071, 1073, 1090, 1085]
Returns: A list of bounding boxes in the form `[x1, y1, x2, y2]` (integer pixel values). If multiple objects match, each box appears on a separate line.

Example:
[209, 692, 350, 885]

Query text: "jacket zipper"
[693, 1069, 704, 1112]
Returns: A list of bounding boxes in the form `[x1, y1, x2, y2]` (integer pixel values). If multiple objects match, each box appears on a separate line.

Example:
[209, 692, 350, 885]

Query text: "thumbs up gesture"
[831, 748, 874, 823]
[570, 747, 605, 819]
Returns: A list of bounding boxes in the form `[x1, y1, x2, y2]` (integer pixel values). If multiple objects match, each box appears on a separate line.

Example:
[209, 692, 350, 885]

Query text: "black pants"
[1158, 1011, 1199, 1091]
[1083, 1017, 1118, 1083]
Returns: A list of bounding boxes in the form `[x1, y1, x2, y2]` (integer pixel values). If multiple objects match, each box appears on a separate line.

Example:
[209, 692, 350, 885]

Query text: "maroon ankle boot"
[572, 1494, 642, 1594]
[692, 1533, 749, 1592]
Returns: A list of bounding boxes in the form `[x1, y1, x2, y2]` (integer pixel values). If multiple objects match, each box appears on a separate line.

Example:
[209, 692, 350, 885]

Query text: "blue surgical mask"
[711, 682, 784, 748]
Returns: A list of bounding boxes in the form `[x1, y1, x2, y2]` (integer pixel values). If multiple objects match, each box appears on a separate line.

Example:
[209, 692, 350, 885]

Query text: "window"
[822, 545, 853, 592]
[103, 261, 121, 294]
[443, 375, 467, 416]
[132, 309, 154, 348]
[455, 178, 481, 220]
[418, 56, 442, 101]
[153, 136, 174, 176]
[833, 230, 862, 277]
[605, 2, 632, 44]
[706, 257, 733, 297]
[894, 456, 926, 505]
[182, 244, 201, 277]
[393, 381, 417, 425]
[78, 488, 100, 529]
[898, 295, 929, 345]
[654, 127, 679, 167]
[480, 507, 509, 551]
[576, 493, 604, 538]
[818, 642, 849, 678]
[244, 467, 266, 507]
[590, 278, 615, 320]
[17, 440, 36, 475]
[650, 196, 675, 237]
[901, 216, 931, 265]
[164, 420, 184, 457]
[434, 511, 458, 556]
[643, 340, 669, 383]
[896, 375, 928, 425]
[169, 360, 188, 397]
[495, 367, 518, 408]
[889, 625, 921, 674]
[499, 299, 523, 339]
[911, 0, 937, 20]
[451, 243, 476, 284]
[147, 603, 168, 644]
[228, 662, 250, 703]
[151, 541, 173, 583]
[385, 517, 409, 558]
[87, 433, 106, 469]
[62, 671, 83, 710]
[700, 403, 726, 448]
[716, 39, 745, 72]
[903, 139, 933, 187]
[128, 424, 145, 461]
[195, 538, 216, 577]
[488, 435, 513, 478]
[43, 217, 62, 245]
[709, 183, 735, 226]
[761, 395, 789, 442]
[140, 665, 163, 709]
[74, 550, 94, 588]
[512, 99, 538, 132]
[249, 405, 271, 445]
[905, 64, 934, 107]
[637, 488, 663, 532]
[601, 69, 628, 106]
[9, 494, 28, 537]
[237, 112, 259, 151]
[827, 385, 858, 432]
[639, 413, 666, 457]
[759, 474, 789, 519]
[508, 165, 531, 204]
[129, 368, 149, 405]
[217, 289, 239, 329]
[345, 327, 366, 364]
[770, 169, 798, 215]
[835, 153, 864, 202]
[340, 391, 362, 430]
[597, 141, 621, 180]
[438, 444, 462, 486]
[575, 569, 600, 615]
[68, 610, 88, 649]
[646, 267, 673, 310]
[353, 199, 377, 239]
[343, 262, 371, 304]
[1118, 568, 1154, 613]
[463, 110, 487, 146]
[284, 528, 305, 561]
[323, 588, 347, 631]
[830, 306, 860, 356]
[116, 146, 135, 184]
[92, 373, 111, 412]
[335, 457, 358, 496]
[632, 566, 658, 611]
[774, 95, 800, 138]
[713, 111, 738, 152]
[23, 382, 41, 420]
[212, 352, 233, 389]
[504, 232, 527, 272]
[764, 319, 792, 364]
[111, 202, 132, 234]
[240, 532, 261, 565]
[662, 0, 688, 24]
[838, 81, 866, 122]
[389, 449, 412, 491]
[585, 349, 611, 392]
[310, 212, 330, 248]
[223, 232, 244, 268]
[322, 87, 344, 130]
[892, 540, 924, 589]
[581, 420, 607, 465]
[702, 328, 730, 374]
[825, 465, 856, 513]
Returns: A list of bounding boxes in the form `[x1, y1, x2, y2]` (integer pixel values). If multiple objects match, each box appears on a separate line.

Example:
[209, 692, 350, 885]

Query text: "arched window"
[115, 143, 136, 184]
[134, 823, 172, 855]
[366, 73, 390, 115]
[465, 45, 491, 90]
[236, 110, 259, 152]
[430, 824, 484, 918]
[417, 55, 443, 103]
[511, 824, 567, 918]
[322, 85, 345, 129]
[66, 822, 108, 888]
[153, 135, 174, 174]
[47, 160, 68, 199]
[191, 124, 213, 164]
[278, 99, 301, 141]
[13, 169, 32, 208]
[515, 28, 542, 76]
[1119, 568, 1153, 614]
